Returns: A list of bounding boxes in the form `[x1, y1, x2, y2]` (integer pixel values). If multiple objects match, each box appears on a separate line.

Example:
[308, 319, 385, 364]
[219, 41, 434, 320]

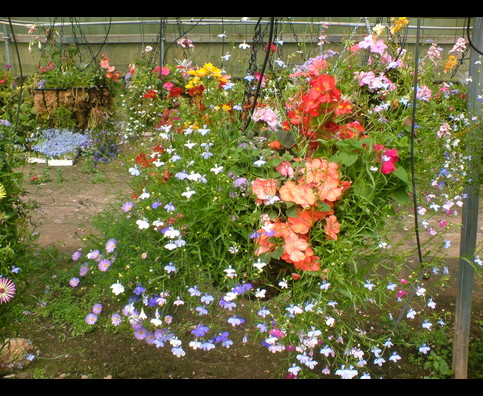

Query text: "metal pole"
[2, 23, 13, 70]
[452, 16, 482, 379]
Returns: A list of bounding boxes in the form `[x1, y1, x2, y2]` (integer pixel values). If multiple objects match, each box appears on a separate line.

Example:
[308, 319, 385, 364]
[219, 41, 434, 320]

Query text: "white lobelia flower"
[163, 227, 180, 239]
[110, 281, 125, 296]
[136, 219, 150, 230]
[182, 187, 196, 199]
[139, 189, 151, 200]
[253, 259, 267, 271]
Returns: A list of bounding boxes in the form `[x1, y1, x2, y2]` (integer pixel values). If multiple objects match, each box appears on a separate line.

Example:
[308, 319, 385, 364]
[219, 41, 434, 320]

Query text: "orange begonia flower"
[269, 140, 282, 150]
[282, 229, 309, 263]
[282, 244, 320, 272]
[254, 233, 275, 256]
[325, 215, 340, 241]
[288, 208, 331, 234]
[292, 249, 321, 272]
[279, 180, 317, 208]
[251, 178, 279, 205]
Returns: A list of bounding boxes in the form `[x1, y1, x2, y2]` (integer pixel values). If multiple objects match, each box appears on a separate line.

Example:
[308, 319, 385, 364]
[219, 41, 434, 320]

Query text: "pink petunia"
[373, 145, 399, 175]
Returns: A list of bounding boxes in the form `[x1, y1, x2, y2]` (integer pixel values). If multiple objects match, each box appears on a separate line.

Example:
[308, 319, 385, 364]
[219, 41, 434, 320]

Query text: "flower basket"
[47, 149, 79, 166]
[27, 154, 47, 164]
[30, 86, 113, 130]
[30, 129, 89, 167]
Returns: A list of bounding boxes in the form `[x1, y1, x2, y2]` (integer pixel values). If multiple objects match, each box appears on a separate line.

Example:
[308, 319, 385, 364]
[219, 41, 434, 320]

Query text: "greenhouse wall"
[0, 17, 472, 77]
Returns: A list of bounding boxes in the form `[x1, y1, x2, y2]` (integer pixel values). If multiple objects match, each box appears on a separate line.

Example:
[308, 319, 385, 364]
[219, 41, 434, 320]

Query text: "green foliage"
[2, 19, 479, 379]
[0, 121, 29, 276]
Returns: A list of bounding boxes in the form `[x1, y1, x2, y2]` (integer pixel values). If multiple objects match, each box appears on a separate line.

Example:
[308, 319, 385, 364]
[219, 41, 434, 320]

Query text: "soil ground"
[1, 153, 482, 380]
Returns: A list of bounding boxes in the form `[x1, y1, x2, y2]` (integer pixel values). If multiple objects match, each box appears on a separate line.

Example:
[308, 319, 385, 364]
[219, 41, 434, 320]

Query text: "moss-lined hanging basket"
[30, 86, 113, 130]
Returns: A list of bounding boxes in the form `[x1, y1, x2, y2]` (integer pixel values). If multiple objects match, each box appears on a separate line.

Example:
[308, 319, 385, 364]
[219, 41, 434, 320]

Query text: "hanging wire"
[466, 17, 483, 55]
[69, 17, 112, 73]
[392, 17, 430, 332]
[161, 17, 204, 64]
[243, 17, 276, 132]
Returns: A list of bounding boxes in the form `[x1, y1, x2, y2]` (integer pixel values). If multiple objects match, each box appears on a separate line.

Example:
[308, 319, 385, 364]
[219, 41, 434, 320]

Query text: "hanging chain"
[244, 17, 265, 107]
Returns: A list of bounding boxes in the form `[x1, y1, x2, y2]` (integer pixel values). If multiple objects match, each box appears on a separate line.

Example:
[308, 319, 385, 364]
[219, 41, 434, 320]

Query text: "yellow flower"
[390, 17, 409, 35]
[0, 183, 6, 200]
[186, 76, 202, 89]
[222, 104, 232, 112]
[188, 63, 224, 79]
[444, 55, 458, 73]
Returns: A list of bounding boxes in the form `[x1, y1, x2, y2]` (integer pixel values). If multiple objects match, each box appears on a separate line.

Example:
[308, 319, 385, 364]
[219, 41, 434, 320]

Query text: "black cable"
[161, 17, 205, 62]
[467, 17, 483, 55]
[392, 17, 433, 332]
[75, 17, 113, 72]
[410, 18, 425, 267]
[242, 17, 276, 132]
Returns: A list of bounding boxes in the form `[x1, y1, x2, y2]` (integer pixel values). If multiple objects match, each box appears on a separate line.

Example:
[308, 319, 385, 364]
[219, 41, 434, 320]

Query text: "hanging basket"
[30, 86, 113, 130]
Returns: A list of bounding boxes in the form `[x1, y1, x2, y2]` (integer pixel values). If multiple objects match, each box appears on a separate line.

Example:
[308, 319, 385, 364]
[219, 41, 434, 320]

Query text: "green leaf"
[316, 200, 332, 212]
[286, 205, 299, 218]
[393, 166, 409, 184]
[391, 187, 410, 204]
[337, 151, 359, 166]
[276, 130, 296, 148]
[271, 246, 285, 260]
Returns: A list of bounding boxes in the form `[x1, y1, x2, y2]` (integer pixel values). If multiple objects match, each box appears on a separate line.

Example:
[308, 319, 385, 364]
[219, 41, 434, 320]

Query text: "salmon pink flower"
[252, 178, 279, 205]
[100, 56, 111, 69]
[282, 230, 309, 263]
[325, 215, 340, 241]
[300, 158, 346, 202]
[275, 161, 294, 178]
[279, 181, 317, 209]
[288, 208, 330, 235]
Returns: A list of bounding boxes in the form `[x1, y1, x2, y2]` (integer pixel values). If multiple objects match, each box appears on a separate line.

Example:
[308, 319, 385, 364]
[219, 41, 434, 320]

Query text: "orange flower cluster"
[100, 56, 121, 82]
[287, 73, 365, 147]
[252, 158, 350, 272]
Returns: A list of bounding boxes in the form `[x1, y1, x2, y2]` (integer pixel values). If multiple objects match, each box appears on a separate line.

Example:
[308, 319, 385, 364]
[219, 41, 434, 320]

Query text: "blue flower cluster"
[32, 128, 90, 158]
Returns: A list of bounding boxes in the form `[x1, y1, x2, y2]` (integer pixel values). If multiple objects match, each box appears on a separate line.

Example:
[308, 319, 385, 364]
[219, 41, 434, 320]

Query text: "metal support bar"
[452, 16, 482, 380]
[2, 23, 12, 70]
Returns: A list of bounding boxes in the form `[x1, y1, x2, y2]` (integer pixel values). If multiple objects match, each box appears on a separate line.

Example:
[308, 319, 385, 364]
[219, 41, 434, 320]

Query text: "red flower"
[143, 89, 158, 99]
[336, 121, 365, 140]
[268, 140, 282, 150]
[301, 74, 341, 118]
[334, 100, 353, 116]
[168, 86, 185, 98]
[265, 42, 277, 53]
[188, 84, 205, 97]
[135, 153, 152, 168]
